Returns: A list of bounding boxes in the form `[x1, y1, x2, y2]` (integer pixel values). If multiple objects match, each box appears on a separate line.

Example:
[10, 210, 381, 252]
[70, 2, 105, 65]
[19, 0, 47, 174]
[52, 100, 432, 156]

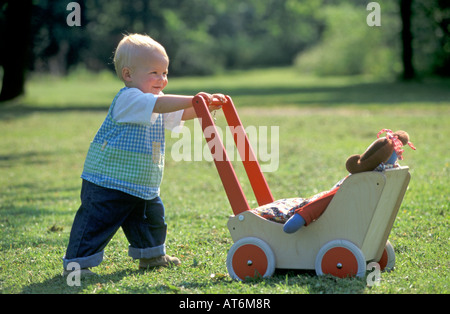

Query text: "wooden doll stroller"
[192, 95, 410, 280]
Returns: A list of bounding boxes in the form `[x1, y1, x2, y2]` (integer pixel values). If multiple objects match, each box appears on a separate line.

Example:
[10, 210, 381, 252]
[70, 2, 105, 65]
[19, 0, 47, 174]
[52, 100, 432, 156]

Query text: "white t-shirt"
[111, 87, 185, 132]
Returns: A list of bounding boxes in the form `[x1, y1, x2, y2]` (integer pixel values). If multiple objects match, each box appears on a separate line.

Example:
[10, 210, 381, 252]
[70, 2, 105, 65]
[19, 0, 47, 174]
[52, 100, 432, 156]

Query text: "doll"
[283, 129, 415, 233]
[346, 129, 416, 174]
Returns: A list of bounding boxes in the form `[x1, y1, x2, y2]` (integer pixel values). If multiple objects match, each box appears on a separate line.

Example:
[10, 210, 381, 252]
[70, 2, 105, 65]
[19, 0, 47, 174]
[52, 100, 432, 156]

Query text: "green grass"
[0, 67, 449, 294]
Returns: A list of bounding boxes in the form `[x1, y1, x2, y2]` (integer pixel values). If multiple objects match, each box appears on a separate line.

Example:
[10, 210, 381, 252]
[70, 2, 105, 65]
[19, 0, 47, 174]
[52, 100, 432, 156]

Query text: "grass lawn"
[0, 67, 448, 294]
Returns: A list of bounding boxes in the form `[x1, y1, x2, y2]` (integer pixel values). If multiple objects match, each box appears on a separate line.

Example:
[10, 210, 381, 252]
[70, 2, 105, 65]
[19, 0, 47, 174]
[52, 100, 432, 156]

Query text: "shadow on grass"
[20, 269, 132, 294]
[270, 269, 367, 293]
[1, 79, 449, 121]
[0, 103, 109, 121]
[183, 268, 367, 294]
[20, 267, 367, 294]
[0, 151, 55, 167]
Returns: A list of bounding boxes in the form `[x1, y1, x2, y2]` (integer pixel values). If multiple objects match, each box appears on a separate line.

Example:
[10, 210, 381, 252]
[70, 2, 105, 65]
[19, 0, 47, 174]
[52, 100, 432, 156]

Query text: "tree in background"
[412, 0, 450, 77]
[294, 2, 402, 78]
[401, 0, 415, 80]
[1, 0, 448, 102]
[0, 0, 32, 101]
[294, 0, 449, 79]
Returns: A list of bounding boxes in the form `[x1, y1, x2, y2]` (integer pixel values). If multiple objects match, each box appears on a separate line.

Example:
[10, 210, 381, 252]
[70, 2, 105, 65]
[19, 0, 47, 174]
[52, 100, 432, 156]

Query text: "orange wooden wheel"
[378, 240, 395, 271]
[316, 240, 366, 278]
[321, 247, 359, 278]
[227, 237, 275, 281]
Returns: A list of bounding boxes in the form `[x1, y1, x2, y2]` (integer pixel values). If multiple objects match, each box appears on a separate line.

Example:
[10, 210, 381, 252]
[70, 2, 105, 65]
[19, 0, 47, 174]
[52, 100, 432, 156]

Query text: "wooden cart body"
[192, 95, 410, 280]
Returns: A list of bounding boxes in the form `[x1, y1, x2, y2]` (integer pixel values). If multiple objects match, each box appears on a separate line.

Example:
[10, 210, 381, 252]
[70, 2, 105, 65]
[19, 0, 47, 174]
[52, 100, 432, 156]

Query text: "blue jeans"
[63, 180, 167, 269]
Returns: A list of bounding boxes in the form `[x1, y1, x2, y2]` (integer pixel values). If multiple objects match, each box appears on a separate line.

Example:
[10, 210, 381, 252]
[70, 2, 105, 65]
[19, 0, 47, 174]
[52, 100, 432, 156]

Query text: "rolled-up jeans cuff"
[63, 251, 103, 269]
[128, 244, 166, 259]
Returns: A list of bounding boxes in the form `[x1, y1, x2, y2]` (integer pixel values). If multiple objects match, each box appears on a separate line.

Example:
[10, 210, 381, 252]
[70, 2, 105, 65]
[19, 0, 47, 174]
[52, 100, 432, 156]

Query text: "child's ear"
[122, 67, 132, 82]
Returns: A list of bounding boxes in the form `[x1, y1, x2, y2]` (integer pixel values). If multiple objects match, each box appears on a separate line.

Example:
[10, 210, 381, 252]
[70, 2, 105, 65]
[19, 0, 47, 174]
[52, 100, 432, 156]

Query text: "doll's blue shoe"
[283, 214, 306, 233]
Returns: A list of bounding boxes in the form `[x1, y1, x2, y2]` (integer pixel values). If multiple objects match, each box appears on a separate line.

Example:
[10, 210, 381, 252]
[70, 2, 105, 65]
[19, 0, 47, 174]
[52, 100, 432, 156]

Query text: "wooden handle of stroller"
[193, 94, 228, 107]
[192, 94, 274, 215]
[211, 97, 227, 106]
[192, 94, 252, 214]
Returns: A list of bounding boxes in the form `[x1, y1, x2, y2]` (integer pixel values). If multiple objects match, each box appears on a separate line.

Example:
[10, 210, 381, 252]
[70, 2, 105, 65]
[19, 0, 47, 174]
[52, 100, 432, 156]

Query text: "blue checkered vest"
[81, 87, 165, 199]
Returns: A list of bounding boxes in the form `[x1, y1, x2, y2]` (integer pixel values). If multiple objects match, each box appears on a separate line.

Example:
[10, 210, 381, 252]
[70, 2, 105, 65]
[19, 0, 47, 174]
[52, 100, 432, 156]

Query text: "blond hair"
[113, 33, 168, 81]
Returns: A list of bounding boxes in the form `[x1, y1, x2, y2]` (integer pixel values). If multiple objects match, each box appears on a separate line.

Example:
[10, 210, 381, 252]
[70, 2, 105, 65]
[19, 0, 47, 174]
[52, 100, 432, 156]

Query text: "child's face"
[124, 49, 169, 95]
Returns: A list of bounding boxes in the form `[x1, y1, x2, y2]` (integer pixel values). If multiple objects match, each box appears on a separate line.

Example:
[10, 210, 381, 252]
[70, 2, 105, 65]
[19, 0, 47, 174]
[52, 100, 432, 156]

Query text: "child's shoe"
[139, 255, 181, 269]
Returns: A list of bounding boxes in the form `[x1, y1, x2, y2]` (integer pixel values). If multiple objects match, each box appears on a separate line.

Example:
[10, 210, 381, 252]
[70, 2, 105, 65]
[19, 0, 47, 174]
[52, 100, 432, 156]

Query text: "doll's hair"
[113, 33, 168, 81]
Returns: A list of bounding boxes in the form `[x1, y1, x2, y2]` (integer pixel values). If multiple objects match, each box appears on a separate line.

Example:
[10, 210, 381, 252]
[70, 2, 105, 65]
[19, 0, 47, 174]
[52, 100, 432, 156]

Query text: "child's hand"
[196, 92, 226, 105]
[196, 92, 226, 112]
[212, 93, 227, 104]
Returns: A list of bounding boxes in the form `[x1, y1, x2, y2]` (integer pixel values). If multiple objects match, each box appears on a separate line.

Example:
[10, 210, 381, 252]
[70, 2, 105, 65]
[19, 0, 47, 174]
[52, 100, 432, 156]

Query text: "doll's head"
[345, 129, 416, 174]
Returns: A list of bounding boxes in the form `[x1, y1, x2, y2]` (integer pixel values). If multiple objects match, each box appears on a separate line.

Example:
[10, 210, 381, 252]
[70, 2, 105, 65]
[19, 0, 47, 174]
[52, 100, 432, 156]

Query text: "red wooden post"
[192, 95, 251, 215]
[222, 96, 274, 206]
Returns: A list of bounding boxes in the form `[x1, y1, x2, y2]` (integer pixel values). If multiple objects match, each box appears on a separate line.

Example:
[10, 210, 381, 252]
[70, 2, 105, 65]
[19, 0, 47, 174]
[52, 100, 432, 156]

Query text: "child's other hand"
[212, 93, 227, 104]
[211, 93, 226, 112]
[196, 92, 226, 105]
[196, 92, 226, 111]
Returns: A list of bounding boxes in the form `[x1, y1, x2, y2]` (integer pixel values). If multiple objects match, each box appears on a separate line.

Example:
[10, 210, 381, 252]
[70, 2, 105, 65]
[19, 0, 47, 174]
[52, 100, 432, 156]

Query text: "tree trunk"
[400, 0, 415, 80]
[0, 0, 33, 102]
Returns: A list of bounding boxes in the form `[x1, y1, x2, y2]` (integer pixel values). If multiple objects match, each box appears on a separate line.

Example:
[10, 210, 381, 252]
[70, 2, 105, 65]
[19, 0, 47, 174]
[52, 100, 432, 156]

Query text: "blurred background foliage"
[294, 2, 402, 77]
[0, 0, 449, 100]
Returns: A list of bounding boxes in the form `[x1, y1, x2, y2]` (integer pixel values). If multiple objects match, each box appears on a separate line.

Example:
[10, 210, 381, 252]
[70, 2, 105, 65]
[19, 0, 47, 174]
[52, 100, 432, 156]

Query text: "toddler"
[63, 33, 225, 275]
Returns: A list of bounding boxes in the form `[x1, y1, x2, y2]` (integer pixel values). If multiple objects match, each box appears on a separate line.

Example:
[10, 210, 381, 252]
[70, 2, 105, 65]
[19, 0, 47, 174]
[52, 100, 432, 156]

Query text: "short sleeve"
[112, 88, 158, 126]
[163, 110, 185, 133]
